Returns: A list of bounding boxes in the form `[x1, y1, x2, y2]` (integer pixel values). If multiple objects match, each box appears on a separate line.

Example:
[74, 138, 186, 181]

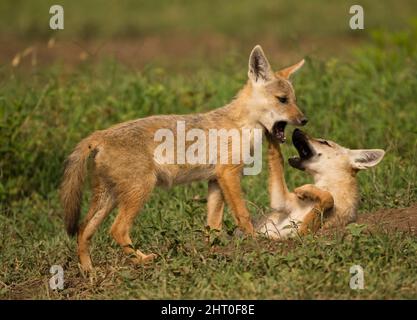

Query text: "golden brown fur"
[257, 129, 385, 239]
[60, 45, 307, 270]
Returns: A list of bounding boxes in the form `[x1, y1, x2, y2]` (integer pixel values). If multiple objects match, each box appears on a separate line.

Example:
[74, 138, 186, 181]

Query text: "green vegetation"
[0, 1, 416, 299]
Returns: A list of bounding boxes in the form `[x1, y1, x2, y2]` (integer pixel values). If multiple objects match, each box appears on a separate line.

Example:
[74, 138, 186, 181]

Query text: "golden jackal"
[60, 45, 307, 270]
[257, 129, 385, 239]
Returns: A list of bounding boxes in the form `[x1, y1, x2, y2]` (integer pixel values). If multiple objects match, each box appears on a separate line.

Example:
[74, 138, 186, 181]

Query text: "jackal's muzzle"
[288, 129, 314, 170]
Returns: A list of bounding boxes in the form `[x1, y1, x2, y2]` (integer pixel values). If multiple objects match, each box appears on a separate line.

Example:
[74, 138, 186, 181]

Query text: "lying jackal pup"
[257, 129, 385, 239]
[60, 45, 307, 270]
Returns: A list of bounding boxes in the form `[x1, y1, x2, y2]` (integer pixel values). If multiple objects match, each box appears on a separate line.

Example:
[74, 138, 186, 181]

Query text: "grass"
[1, 12, 417, 299]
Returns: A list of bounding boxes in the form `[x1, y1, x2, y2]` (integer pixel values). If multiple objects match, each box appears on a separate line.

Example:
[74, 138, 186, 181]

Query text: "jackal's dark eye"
[277, 96, 288, 104]
[318, 140, 331, 147]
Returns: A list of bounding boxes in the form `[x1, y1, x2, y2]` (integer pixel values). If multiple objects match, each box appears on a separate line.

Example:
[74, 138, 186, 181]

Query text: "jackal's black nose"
[300, 117, 308, 126]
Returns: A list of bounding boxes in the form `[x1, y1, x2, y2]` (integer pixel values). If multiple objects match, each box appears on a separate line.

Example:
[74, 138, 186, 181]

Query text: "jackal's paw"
[130, 252, 157, 265]
[294, 184, 316, 201]
[79, 261, 94, 273]
[79, 256, 94, 273]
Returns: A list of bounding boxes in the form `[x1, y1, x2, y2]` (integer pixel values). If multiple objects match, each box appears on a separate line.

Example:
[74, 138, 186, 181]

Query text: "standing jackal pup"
[257, 129, 385, 239]
[60, 45, 307, 270]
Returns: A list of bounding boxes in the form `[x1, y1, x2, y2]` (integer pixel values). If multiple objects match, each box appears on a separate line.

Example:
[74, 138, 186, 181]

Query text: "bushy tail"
[60, 135, 98, 236]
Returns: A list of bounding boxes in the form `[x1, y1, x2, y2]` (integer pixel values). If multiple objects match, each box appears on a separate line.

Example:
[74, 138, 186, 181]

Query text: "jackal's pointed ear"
[276, 59, 305, 79]
[248, 45, 274, 84]
[349, 149, 385, 170]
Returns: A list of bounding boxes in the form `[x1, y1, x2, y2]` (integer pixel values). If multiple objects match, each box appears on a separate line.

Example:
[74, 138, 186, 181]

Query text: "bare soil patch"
[357, 204, 417, 235]
[0, 34, 363, 72]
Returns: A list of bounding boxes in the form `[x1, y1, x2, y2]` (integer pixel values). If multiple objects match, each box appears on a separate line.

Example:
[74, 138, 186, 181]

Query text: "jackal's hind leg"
[110, 180, 157, 265]
[77, 187, 115, 271]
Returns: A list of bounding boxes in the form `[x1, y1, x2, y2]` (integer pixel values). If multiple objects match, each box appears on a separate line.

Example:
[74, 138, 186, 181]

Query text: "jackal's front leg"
[267, 136, 290, 210]
[207, 179, 225, 230]
[294, 184, 334, 210]
[294, 184, 334, 235]
[216, 165, 254, 235]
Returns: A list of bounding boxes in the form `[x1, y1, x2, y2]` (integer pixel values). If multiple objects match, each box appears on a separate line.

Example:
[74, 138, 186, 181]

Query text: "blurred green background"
[1, 0, 417, 69]
[1, 0, 416, 39]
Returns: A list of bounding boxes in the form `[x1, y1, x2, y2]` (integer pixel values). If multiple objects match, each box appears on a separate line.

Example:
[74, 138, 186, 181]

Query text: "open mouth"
[271, 121, 287, 143]
[288, 129, 313, 170]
